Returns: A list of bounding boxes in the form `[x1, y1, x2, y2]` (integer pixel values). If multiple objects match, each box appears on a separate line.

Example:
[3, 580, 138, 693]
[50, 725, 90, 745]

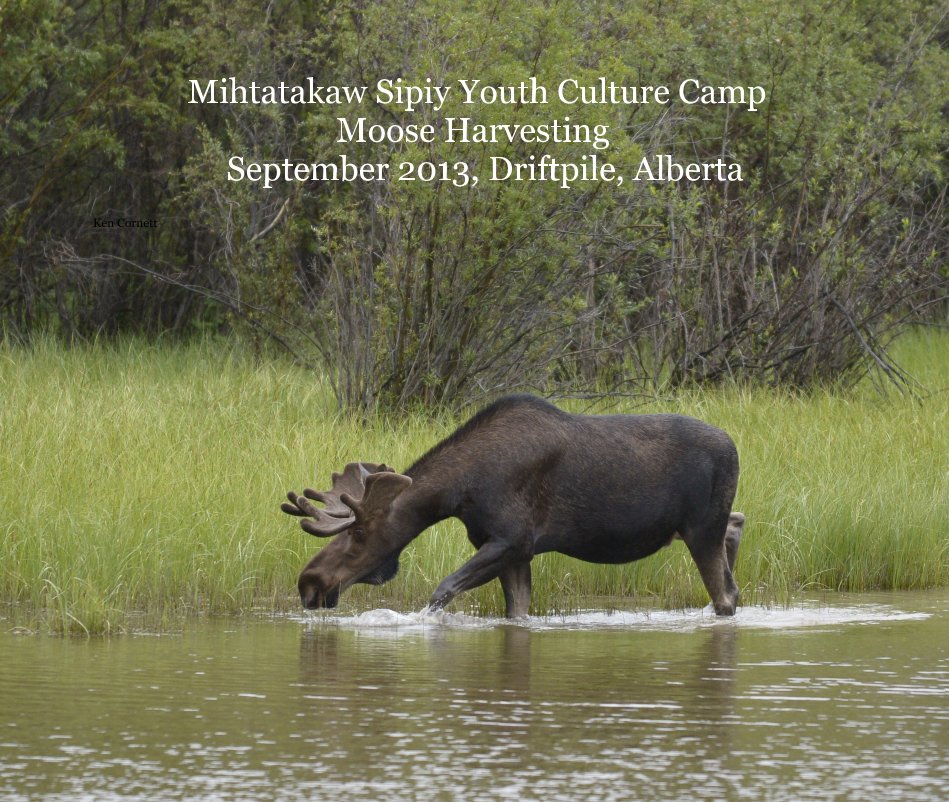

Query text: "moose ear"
[362, 472, 412, 512]
[339, 472, 411, 523]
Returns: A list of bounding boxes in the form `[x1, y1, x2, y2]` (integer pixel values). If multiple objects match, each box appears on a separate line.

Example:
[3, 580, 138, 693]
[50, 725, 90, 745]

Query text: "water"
[1, 591, 946, 801]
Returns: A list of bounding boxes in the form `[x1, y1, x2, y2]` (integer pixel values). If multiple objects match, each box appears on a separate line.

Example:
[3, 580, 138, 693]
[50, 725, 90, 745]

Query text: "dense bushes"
[1, 0, 945, 409]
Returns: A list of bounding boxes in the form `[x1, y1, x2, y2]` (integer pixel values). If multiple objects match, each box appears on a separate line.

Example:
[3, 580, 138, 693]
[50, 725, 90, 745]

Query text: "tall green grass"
[1, 330, 946, 634]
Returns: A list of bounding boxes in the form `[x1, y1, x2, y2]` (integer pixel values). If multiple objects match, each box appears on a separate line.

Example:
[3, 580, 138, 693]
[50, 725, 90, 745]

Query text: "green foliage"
[0, 0, 945, 408]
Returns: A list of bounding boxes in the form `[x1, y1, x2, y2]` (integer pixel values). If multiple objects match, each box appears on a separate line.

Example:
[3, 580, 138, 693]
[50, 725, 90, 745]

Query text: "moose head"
[281, 462, 412, 609]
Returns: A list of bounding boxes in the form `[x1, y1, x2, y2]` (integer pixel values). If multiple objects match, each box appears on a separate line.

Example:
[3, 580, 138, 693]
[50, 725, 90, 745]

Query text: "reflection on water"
[1, 592, 946, 801]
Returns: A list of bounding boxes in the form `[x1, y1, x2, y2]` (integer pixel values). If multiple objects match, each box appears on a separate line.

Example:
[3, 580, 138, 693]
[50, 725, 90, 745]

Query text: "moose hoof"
[713, 600, 737, 616]
[427, 594, 449, 612]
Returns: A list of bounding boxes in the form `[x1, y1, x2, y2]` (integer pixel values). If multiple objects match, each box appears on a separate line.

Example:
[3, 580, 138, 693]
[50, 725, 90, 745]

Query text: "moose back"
[282, 394, 744, 617]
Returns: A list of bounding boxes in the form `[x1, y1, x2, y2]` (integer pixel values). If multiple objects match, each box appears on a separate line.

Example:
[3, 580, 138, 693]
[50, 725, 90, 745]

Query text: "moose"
[282, 394, 744, 618]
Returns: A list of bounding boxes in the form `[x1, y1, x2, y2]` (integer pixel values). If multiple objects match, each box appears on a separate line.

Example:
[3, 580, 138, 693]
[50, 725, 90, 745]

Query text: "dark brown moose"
[282, 394, 744, 618]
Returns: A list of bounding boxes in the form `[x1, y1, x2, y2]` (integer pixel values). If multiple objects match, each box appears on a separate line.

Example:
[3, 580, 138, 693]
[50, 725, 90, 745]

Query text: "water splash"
[524, 603, 930, 632]
[295, 601, 930, 634]
[303, 606, 496, 631]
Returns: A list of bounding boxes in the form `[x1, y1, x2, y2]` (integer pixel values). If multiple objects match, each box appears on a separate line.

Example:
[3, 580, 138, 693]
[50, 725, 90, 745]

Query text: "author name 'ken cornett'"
[93, 217, 159, 228]
[490, 154, 742, 187]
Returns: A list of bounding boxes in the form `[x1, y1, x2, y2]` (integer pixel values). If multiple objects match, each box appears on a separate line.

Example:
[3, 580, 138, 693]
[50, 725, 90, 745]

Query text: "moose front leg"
[499, 561, 532, 618]
[429, 541, 527, 615]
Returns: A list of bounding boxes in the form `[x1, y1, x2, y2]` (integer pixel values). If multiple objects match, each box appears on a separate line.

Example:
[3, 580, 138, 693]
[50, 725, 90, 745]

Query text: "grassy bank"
[1, 331, 946, 634]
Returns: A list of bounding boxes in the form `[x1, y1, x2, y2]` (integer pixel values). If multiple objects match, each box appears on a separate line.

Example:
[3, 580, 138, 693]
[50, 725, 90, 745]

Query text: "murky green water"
[1, 592, 946, 801]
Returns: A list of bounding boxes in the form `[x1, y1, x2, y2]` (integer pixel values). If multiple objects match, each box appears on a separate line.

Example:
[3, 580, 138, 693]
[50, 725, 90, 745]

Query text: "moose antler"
[281, 462, 394, 536]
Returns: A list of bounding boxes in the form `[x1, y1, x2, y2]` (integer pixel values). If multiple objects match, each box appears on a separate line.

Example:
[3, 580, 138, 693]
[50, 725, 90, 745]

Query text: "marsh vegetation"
[1, 330, 945, 634]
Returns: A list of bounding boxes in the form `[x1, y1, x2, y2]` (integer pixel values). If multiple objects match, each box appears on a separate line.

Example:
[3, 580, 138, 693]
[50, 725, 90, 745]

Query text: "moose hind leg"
[724, 512, 745, 574]
[499, 561, 532, 618]
[684, 526, 739, 616]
